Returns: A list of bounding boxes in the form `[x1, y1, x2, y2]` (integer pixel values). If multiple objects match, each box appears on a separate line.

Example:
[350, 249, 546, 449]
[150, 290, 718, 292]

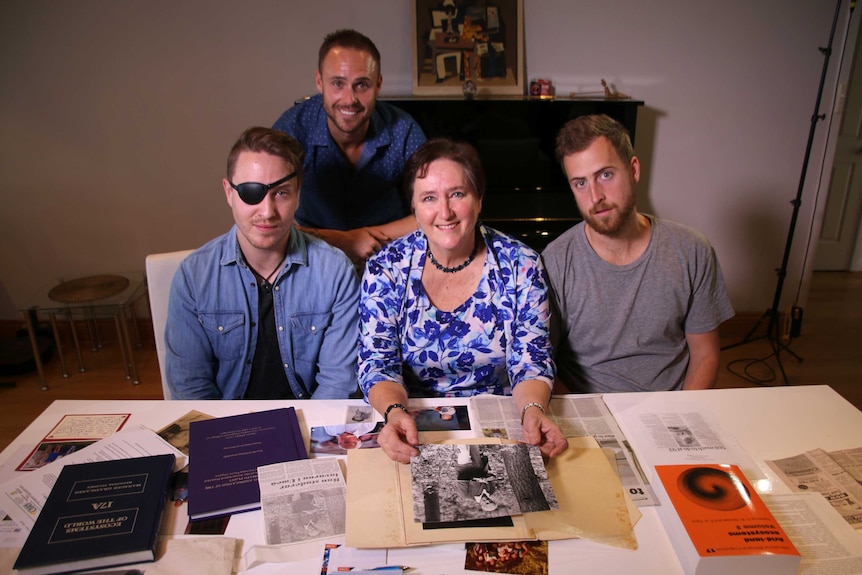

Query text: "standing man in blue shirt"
[165, 127, 360, 400]
[273, 29, 426, 265]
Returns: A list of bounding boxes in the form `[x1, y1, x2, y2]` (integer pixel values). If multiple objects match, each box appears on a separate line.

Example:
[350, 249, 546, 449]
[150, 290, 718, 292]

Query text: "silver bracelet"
[520, 402, 545, 424]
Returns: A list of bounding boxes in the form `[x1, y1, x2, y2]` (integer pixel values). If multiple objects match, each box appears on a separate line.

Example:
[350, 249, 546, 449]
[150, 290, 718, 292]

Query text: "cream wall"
[0, 0, 853, 319]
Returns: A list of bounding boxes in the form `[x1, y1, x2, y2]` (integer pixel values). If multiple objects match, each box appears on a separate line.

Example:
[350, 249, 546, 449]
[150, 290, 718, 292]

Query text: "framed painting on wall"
[412, 0, 525, 96]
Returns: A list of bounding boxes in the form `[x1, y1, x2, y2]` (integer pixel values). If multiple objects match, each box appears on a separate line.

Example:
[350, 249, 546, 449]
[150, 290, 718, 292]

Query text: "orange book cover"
[655, 464, 800, 575]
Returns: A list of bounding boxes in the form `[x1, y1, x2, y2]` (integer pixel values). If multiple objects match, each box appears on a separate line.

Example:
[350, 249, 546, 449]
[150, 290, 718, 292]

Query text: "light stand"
[722, 0, 843, 385]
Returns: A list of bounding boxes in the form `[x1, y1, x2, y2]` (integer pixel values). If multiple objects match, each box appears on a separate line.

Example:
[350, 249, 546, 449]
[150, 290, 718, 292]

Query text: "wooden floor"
[1, 271, 860, 453]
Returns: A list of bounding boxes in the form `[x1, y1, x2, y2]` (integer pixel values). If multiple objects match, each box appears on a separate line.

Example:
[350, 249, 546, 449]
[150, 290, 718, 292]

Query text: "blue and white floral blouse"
[358, 225, 555, 398]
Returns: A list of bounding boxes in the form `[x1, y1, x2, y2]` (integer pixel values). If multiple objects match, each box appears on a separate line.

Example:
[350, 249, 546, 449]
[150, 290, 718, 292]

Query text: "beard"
[581, 196, 636, 237]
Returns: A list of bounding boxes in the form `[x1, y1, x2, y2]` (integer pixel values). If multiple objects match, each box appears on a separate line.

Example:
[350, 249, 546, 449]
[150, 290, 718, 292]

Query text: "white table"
[1, 386, 860, 574]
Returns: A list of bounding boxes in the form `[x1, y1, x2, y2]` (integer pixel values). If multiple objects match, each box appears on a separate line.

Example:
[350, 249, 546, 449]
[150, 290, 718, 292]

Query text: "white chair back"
[145, 250, 193, 400]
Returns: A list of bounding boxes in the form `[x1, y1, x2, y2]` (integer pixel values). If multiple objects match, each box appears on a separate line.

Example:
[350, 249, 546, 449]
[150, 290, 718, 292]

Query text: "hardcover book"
[13, 453, 176, 575]
[654, 464, 801, 575]
[187, 407, 307, 520]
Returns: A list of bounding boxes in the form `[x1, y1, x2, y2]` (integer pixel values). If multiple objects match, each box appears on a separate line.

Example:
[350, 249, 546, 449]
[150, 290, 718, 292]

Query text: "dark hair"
[402, 138, 486, 204]
[226, 127, 304, 186]
[555, 114, 634, 166]
[318, 29, 381, 71]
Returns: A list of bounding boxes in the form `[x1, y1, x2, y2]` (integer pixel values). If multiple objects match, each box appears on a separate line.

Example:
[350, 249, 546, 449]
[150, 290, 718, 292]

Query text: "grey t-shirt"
[542, 215, 734, 393]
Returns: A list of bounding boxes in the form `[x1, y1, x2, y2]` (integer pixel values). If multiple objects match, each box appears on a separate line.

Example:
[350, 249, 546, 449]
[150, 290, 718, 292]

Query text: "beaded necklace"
[426, 240, 478, 274]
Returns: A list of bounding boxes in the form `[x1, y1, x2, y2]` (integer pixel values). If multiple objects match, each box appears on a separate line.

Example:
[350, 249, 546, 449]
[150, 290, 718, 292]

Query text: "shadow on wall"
[722, 189, 789, 314]
[0, 279, 17, 321]
[632, 105, 662, 219]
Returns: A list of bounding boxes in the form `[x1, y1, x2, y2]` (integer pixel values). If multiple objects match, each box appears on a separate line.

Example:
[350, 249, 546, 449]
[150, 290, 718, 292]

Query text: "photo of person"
[159, 423, 190, 453]
[18, 441, 93, 471]
[454, 444, 498, 513]
[410, 405, 471, 431]
[157, 410, 213, 455]
[465, 541, 549, 575]
[411, 443, 558, 523]
[309, 422, 384, 455]
[668, 425, 700, 447]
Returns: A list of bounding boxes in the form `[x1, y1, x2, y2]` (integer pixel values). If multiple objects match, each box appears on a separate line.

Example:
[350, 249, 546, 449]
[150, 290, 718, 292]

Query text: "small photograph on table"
[346, 405, 374, 423]
[157, 409, 214, 455]
[310, 423, 384, 455]
[17, 440, 94, 471]
[465, 541, 548, 575]
[185, 515, 230, 536]
[17, 413, 130, 471]
[411, 405, 471, 431]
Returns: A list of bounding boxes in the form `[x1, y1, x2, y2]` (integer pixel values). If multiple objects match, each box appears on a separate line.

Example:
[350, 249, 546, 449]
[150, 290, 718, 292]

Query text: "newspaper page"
[469, 394, 657, 506]
[765, 448, 862, 528]
[763, 492, 862, 573]
[601, 394, 763, 481]
[257, 458, 347, 545]
[0, 426, 185, 532]
[471, 394, 522, 440]
[828, 447, 862, 483]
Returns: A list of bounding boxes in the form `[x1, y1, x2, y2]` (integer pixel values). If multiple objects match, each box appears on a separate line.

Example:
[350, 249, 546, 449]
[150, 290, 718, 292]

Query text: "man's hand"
[312, 227, 391, 265]
[377, 409, 420, 464]
[521, 410, 568, 458]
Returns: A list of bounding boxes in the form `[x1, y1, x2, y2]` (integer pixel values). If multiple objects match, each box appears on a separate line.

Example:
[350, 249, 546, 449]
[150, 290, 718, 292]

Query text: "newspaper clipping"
[258, 458, 346, 544]
[766, 447, 862, 528]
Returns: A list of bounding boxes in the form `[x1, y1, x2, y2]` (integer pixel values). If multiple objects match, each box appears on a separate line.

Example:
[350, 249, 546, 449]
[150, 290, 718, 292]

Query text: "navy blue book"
[13, 453, 176, 575]
[187, 407, 307, 520]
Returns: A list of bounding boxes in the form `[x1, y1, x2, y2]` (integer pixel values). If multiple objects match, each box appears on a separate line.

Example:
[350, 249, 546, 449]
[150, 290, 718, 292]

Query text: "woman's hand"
[521, 409, 568, 458]
[513, 380, 568, 457]
[377, 409, 420, 464]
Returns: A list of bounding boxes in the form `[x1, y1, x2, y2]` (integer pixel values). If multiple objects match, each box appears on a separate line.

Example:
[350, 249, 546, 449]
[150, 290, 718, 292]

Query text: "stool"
[47, 275, 141, 384]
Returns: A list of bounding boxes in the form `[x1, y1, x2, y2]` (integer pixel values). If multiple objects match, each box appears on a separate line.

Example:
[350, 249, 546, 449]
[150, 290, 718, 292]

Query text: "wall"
[0, 0, 853, 320]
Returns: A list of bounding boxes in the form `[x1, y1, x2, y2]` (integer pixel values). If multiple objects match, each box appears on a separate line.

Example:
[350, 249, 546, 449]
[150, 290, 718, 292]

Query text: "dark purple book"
[187, 407, 307, 520]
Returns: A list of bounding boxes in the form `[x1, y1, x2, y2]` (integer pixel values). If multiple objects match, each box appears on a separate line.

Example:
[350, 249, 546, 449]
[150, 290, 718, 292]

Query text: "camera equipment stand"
[722, 0, 844, 386]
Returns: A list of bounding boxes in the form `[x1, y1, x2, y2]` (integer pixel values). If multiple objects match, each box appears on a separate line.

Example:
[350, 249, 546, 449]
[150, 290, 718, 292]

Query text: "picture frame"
[411, 0, 525, 96]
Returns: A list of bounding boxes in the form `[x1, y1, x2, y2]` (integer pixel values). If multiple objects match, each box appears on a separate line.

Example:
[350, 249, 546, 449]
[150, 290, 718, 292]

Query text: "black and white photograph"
[346, 405, 373, 423]
[668, 425, 700, 447]
[410, 443, 557, 523]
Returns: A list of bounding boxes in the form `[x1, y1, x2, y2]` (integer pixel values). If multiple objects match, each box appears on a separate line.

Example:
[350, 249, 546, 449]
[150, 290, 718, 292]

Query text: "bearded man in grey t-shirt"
[542, 115, 734, 393]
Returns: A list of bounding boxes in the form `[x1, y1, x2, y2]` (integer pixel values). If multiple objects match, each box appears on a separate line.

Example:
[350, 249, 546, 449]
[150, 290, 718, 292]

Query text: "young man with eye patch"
[542, 115, 734, 393]
[165, 127, 360, 400]
[273, 29, 426, 266]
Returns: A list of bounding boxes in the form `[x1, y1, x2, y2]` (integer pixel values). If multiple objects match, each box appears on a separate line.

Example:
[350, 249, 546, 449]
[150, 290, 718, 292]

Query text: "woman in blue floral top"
[358, 138, 568, 463]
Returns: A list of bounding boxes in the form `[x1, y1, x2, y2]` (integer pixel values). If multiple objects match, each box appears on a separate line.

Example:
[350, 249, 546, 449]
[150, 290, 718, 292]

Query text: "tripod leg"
[720, 309, 770, 351]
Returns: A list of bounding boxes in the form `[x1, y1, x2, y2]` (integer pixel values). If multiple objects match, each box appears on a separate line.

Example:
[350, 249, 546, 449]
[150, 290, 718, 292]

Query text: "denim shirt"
[165, 226, 360, 400]
[273, 94, 426, 230]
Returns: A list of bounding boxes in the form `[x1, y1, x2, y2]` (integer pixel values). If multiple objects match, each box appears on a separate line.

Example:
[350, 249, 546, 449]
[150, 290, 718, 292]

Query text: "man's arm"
[309, 259, 361, 399]
[164, 266, 222, 399]
[298, 215, 417, 265]
[373, 214, 417, 243]
[681, 329, 721, 390]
